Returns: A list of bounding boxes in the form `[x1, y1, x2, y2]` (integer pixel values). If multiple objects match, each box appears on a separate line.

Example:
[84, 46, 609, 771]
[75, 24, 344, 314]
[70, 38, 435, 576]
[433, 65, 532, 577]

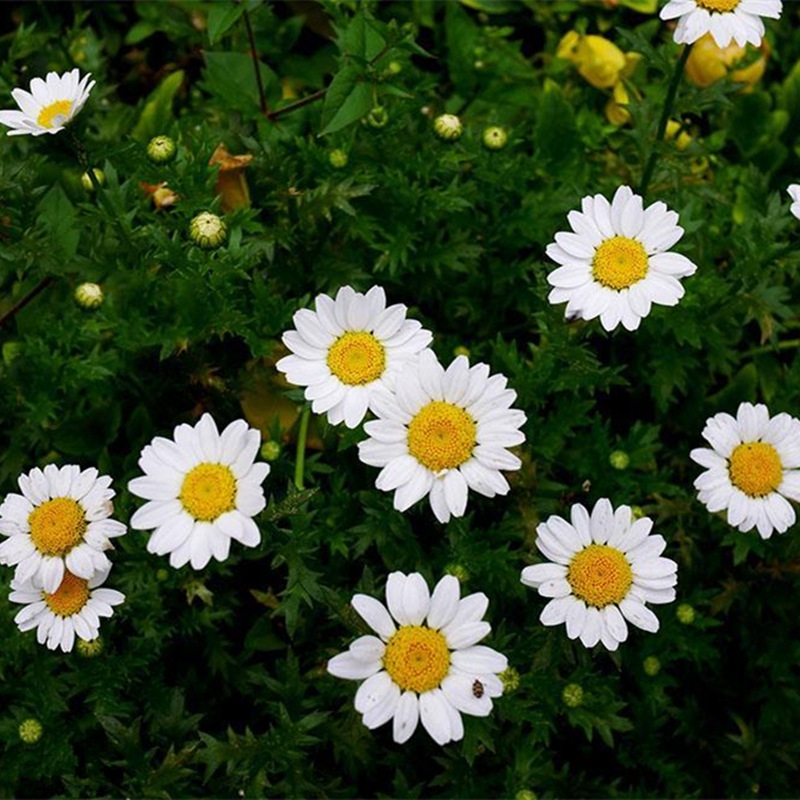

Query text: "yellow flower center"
[567, 544, 633, 608]
[728, 442, 783, 498]
[44, 571, 90, 617]
[383, 625, 451, 693]
[326, 331, 386, 385]
[179, 463, 237, 521]
[592, 236, 649, 290]
[28, 497, 87, 556]
[697, 0, 740, 12]
[407, 401, 476, 473]
[37, 99, 73, 129]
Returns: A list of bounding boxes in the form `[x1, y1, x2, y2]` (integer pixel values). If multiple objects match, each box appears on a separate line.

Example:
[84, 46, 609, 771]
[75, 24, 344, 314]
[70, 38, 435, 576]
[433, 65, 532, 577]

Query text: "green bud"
[156, 568, 169, 582]
[609, 450, 630, 470]
[444, 563, 469, 582]
[453, 345, 470, 358]
[499, 666, 520, 693]
[631, 505, 645, 520]
[515, 791, 537, 800]
[482, 126, 508, 150]
[643, 656, 661, 676]
[434, 114, 463, 142]
[260, 441, 282, 461]
[189, 212, 227, 249]
[147, 135, 177, 165]
[76, 636, 103, 658]
[387, 61, 402, 75]
[74, 282, 104, 310]
[329, 149, 348, 169]
[366, 105, 389, 129]
[81, 168, 105, 192]
[18, 719, 43, 744]
[562, 683, 584, 708]
[676, 603, 695, 625]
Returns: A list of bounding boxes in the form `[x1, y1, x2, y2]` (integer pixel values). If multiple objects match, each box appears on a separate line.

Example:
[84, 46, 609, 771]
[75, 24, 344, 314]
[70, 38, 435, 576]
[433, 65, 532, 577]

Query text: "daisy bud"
[74, 282, 103, 309]
[156, 568, 169, 582]
[434, 113, 463, 141]
[609, 450, 630, 470]
[387, 61, 402, 75]
[365, 105, 389, 128]
[81, 168, 105, 192]
[444, 563, 469, 582]
[676, 603, 695, 625]
[452, 345, 470, 358]
[482, 125, 508, 150]
[643, 656, 661, 676]
[76, 636, 103, 658]
[562, 683, 584, 708]
[147, 135, 177, 164]
[18, 719, 43, 744]
[631, 505, 645, 519]
[515, 791, 538, 800]
[329, 149, 348, 168]
[189, 212, 227, 249]
[260, 441, 282, 461]
[499, 666, 520, 693]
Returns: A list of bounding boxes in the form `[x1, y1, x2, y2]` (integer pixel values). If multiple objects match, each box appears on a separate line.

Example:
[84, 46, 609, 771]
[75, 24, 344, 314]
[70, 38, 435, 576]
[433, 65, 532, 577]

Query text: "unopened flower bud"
[329, 149, 348, 168]
[643, 656, 661, 676]
[444, 563, 469, 582]
[482, 126, 508, 150]
[189, 212, 227, 249]
[76, 636, 103, 658]
[19, 719, 42, 744]
[515, 791, 537, 800]
[387, 61, 402, 75]
[156, 568, 169, 582]
[147, 135, 177, 165]
[631, 505, 645, 520]
[676, 603, 695, 625]
[81, 168, 105, 192]
[434, 114, 463, 141]
[75, 282, 104, 309]
[499, 666, 520, 693]
[453, 345, 470, 358]
[609, 450, 630, 470]
[562, 683, 584, 708]
[260, 441, 282, 461]
[366, 105, 389, 128]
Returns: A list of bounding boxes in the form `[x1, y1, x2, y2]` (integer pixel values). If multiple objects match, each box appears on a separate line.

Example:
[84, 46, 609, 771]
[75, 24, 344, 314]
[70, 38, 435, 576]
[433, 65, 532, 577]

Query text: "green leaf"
[131, 70, 185, 142]
[206, 2, 246, 46]
[534, 81, 577, 170]
[201, 51, 278, 113]
[37, 185, 79, 259]
[319, 65, 373, 135]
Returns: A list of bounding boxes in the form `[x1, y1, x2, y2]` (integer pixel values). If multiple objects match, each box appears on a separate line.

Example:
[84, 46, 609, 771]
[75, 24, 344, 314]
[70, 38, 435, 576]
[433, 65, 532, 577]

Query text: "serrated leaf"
[131, 70, 184, 142]
[206, 2, 245, 45]
[319, 66, 373, 135]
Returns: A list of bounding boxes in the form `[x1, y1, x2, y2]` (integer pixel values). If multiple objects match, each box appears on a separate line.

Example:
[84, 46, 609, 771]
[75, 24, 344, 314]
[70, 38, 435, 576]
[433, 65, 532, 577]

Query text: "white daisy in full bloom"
[0, 68, 95, 136]
[659, 0, 782, 48]
[357, 349, 526, 524]
[546, 185, 697, 332]
[9, 566, 124, 653]
[690, 402, 800, 539]
[520, 499, 677, 650]
[0, 464, 126, 594]
[276, 285, 433, 429]
[788, 185, 800, 221]
[328, 571, 508, 745]
[128, 414, 269, 569]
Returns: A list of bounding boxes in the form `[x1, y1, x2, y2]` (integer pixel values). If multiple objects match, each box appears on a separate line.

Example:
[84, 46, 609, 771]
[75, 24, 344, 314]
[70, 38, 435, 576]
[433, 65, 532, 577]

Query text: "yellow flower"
[684, 33, 769, 92]
[557, 31, 640, 90]
[665, 120, 692, 151]
[605, 81, 632, 126]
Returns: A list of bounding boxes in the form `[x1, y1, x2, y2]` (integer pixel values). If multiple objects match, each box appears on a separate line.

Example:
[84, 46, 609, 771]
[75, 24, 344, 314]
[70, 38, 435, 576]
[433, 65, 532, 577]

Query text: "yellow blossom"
[557, 31, 640, 90]
[684, 34, 769, 92]
[605, 81, 632, 126]
[665, 120, 692, 151]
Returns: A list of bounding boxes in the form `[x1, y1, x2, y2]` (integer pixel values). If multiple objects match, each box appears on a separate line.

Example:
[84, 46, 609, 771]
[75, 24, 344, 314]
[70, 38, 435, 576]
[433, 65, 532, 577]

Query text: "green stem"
[638, 43, 693, 199]
[243, 8, 268, 115]
[743, 339, 800, 358]
[0, 276, 55, 329]
[294, 406, 311, 490]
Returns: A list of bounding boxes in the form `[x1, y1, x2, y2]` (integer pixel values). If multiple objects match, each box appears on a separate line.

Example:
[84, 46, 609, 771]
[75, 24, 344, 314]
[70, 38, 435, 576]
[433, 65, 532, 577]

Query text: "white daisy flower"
[546, 185, 698, 332]
[0, 464, 126, 594]
[10, 566, 124, 653]
[690, 402, 800, 539]
[128, 413, 269, 569]
[276, 285, 433, 429]
[0, 68, 95, 137]
[788, 185, 800, 221]
[327, 571, 508, 745]
[357, 349, 526, 524]
[520, 499, 678, 651]
[659, 0, 782, 48]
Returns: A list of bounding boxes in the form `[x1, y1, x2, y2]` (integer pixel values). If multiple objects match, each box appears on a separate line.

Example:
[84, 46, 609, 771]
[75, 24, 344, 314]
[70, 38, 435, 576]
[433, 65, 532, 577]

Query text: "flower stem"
[243, 8, 269, 115]
[0, 276, 55, 329]
[638, 43, 693, 199]
[294, 406, 311, 490]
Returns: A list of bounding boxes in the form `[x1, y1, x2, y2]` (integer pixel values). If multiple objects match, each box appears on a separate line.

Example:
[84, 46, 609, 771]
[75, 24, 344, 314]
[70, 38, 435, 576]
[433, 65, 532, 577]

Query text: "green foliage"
[1, 1, 800, 798]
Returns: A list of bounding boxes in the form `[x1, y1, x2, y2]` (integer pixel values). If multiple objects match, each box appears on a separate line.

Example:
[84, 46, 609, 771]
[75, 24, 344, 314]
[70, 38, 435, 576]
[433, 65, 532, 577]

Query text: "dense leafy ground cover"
[1, 1, 800, 797]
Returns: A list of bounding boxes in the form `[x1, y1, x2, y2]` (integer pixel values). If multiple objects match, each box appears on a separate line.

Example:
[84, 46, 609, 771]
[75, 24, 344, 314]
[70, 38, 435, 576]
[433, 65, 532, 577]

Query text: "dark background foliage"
[1, 1, 800, 797]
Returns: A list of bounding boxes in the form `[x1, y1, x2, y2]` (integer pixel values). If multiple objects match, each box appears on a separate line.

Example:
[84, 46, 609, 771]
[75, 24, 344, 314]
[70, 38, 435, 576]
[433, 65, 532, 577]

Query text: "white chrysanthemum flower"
[659, 0, 781, 48]
[276, 286, 433, 429]
[128, 414, 269, 569]
[521, 499, 677, 651]
[10, 566, 124, 653]
[546, 185, 697, 332]
[328, 571, 507, 745]
[0, 68, 95, 136]
[788, 185, 800, 221]
[0, 465, 126, 594]
[357, 349, 526, 524]
[690, 402, 800, 539]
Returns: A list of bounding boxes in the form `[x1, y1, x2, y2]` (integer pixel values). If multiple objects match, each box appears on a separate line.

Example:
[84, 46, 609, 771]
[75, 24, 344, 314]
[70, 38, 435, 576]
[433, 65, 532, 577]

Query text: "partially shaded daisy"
[276, 286, 433, 429]
[521, 499, 677, 650]
[10, 566, 124, 653]
[0, 465, 126, 594]
[546, 185, 697, 332]
[659, 0, 782, 48]
[0, 68, 95, 136]
[690, 402, 800, 539]
[128, 414, 269, 569]
[358, 349, 526, 524]
[328, 571, 507, 745]
[788, 185, 800, 221]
